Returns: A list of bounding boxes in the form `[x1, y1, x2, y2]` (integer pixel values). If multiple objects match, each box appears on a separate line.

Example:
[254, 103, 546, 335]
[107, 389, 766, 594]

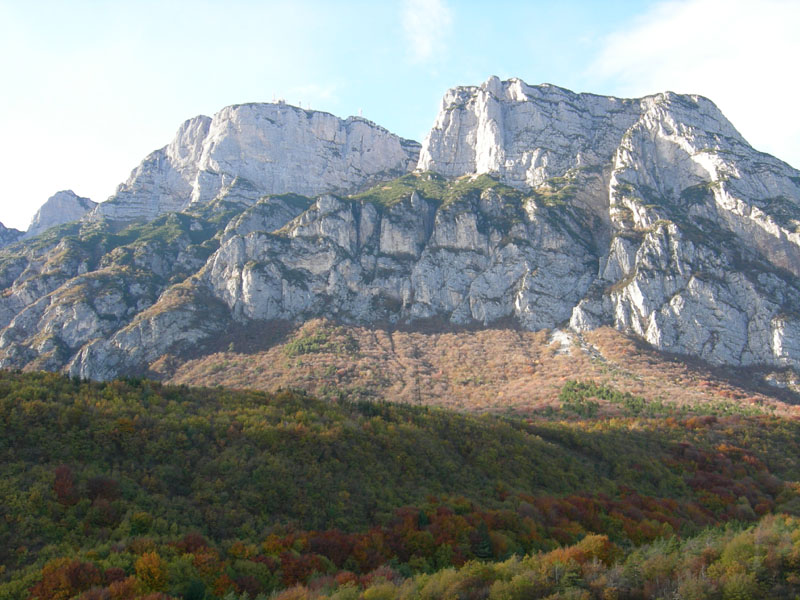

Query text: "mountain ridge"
[88, 101, 421, 224]
[3, 77, 800, 381]
[0, 221, 23, 248]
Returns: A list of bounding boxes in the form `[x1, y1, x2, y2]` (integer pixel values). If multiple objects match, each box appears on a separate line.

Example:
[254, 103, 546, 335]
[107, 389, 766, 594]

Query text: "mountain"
[2, 77, 800, 381]
[25, 190, 97, 238]
[0, 222, 23, 248]
[421, 77, 800, 365]
[89, 102, 421, 223]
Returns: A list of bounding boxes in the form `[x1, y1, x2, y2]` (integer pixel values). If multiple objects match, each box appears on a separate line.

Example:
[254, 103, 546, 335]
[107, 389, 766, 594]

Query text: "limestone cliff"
[26, 190, 96, 238]
[420, 77, 800, 367]
[3, 79, 800, 380]
[90, 103, 421, 222]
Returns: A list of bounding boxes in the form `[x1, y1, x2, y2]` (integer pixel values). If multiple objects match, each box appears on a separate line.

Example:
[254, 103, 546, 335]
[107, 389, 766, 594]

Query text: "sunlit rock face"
[26, 190, 96, 238]
[420, 77, 800, 368]
[4, 78, 800, 379]
[90, 103, 421, 222]
[419, 76, 643, 187]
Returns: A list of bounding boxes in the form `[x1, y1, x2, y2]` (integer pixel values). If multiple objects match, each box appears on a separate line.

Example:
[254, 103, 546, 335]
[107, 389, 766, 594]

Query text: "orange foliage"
[134, 552, 167, 592]
[106, 576, 138, 600]
[280, 552, 324, 587]
[191, 549, 222, 576]
[212, 573, 235, 597]
[31, 559, 102, 600]
[350, 530, 391, 573]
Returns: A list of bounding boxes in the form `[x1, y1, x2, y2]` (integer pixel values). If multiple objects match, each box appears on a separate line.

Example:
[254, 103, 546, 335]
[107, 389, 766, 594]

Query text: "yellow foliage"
[363, 582, 400, 600]
[135, 551, 168, 592]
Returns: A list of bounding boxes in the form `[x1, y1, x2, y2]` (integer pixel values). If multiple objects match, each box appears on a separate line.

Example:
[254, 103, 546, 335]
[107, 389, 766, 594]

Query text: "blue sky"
[1, 0, 798, 230]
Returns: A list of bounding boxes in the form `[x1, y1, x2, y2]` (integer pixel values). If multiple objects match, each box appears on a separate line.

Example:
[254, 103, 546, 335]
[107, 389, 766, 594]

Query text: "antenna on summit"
[359, 108, 363, 117]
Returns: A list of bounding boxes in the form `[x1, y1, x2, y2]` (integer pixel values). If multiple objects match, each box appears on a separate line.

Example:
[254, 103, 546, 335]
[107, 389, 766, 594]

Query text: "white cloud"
[402, 0, 453, 65]
[589, 0, 800, 168]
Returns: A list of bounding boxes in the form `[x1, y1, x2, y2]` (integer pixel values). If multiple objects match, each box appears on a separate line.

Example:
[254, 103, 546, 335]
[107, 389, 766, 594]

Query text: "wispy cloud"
[402, 0, 453, 65]
[588, 0, 800, 168]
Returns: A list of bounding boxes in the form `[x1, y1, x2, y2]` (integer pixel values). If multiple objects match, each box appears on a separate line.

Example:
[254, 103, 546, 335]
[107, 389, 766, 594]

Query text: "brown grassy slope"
[155, 319, 800, 417]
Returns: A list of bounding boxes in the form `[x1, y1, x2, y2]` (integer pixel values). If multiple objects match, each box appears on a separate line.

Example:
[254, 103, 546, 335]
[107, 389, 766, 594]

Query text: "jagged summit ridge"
[417, 76, 748, 188]
[421, 77, 800, 328]
[90, 102, 421, 222]
[3, 77, 800, 380]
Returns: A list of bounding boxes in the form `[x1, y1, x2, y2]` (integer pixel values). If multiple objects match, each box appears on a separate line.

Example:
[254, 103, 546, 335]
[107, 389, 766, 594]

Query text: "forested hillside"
[2, 371, 800, 599]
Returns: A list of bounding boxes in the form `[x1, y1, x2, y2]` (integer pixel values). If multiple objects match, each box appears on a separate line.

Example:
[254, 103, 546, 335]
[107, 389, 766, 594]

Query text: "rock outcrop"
[3, 79, 800, 380]
[90, 103, 421, 223]
[26, 190, 96, 238]
[0, 222, 23, 248]
[419, 77, 800, 367]
[64, 177, 599, 379]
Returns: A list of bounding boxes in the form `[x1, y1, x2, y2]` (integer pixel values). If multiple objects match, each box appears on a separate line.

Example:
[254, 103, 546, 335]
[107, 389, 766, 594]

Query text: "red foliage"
[280, 552, 324, 587]
[212, 573, 235, 597]
[359, 565, 400, 588]
[308, 529, 356, 568]
[334, 571, 358, 586]
[173, 532, 209, 554]
[31, 559, 102, 600]
[428, 510, 469, 546]
[53, 465, 78, 506]
[103, 567, 126, 585]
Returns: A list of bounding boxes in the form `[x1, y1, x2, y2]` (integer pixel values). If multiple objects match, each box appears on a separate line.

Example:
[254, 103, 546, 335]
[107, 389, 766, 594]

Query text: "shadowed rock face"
[26, 191, 96, 238]
[0, 222, 23, 248]
[3, 78, 800, 380]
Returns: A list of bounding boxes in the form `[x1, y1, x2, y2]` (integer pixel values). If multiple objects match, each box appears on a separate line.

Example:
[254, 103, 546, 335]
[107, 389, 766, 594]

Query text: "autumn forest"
[3, 366, 800, 599]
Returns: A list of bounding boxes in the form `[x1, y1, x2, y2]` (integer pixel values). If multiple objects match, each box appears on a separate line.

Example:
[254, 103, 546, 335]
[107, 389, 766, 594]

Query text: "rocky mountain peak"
[26, 190, 96, 238]
[89, 102, 421, 223]
[417, 76, 749, 190]
[3, 79, 800, 382]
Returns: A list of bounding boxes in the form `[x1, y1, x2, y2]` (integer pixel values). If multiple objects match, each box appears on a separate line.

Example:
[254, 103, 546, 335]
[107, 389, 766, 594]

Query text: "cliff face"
[3, 78, 800, 380]
[419, 77, 642, 187]
[419, 77, 800, 367]
[90, 103, 421, 222]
